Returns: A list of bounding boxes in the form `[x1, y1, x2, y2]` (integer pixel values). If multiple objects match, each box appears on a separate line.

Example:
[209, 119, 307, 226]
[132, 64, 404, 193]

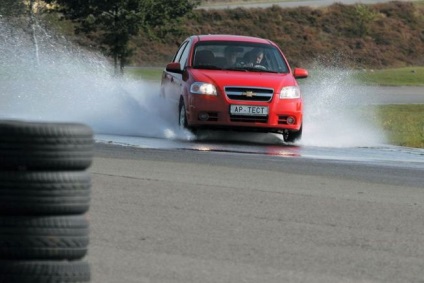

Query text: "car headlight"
[190, 82, 217, 96]
[279, 86, 300, 99]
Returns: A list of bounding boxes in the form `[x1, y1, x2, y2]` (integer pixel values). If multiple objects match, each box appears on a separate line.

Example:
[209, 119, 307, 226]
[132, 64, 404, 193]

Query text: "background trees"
[0, 0, 47, 66]
[0, 0, 25, 18]
[1, 1, 421, 69]
[43, 0, 199, 73]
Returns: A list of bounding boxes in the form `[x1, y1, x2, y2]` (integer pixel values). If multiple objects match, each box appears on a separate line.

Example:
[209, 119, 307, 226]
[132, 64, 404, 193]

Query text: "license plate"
[230, 105, 268, 116]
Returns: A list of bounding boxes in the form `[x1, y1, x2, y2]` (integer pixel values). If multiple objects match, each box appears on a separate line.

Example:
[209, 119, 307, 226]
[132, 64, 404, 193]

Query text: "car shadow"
[194, 130, 278, 144]
[188, 130, 301, 157]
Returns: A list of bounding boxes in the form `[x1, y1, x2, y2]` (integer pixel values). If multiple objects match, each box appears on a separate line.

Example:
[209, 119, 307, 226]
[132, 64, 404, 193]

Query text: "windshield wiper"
[224, 67, 248, 72]
[194, 65, 222, 70]
[243, 67, 278, 73]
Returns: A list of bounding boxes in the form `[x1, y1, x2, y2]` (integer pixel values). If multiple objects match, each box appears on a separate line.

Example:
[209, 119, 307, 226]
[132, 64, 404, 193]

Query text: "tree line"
[0, 0, 200, 73]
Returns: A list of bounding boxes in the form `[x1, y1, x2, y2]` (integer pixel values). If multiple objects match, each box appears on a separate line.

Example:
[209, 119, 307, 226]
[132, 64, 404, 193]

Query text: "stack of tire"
[0, 120, 94, 282]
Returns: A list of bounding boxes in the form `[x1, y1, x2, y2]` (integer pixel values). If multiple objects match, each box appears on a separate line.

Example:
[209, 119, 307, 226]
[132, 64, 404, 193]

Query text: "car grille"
[230, 115, 268, 123]
[225, 87, 274, 102]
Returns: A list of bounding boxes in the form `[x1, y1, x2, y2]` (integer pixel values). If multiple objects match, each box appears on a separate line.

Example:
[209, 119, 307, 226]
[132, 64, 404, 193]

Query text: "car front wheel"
[178, 99, 189, 129]
[178, 99, 197, 136]
[284, 125, 302, 143]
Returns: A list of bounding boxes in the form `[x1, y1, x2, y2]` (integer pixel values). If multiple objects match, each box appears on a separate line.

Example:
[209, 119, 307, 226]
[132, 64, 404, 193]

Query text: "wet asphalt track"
[88, 140, 424, 283]
[94, 85, 424, 168]
[88, 85, 424, 282]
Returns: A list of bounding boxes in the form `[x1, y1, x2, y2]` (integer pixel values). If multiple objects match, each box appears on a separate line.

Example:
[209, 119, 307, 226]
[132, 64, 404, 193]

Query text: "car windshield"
[192, 41, 289, 73]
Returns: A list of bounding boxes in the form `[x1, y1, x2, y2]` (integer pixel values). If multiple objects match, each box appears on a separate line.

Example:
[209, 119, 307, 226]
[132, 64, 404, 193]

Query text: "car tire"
[0, 120, 94, 171]
[179, 99, 198, 136]
[178, 99, 189, 129]
[0, 215, 89, 260]
[0, 119, 92, 282]
[0, 171, 90, 215]
[0, 260, 90, 282]
[284, 125, 303, 143]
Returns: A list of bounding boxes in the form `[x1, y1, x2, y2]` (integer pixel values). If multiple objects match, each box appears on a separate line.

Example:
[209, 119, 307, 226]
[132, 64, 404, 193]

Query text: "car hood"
[190, 69, 297, 90]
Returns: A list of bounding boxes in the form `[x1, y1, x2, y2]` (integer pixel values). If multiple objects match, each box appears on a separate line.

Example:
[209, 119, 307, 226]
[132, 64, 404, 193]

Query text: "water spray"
[0, 18, 385, 147]
[300, 66, 387, 147]
[0, 19, 190, 140]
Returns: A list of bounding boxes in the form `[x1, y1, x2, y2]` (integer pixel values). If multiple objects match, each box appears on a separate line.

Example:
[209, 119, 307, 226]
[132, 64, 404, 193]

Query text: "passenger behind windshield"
[194, 50, 215, 67]
[223, 46, 239, 68]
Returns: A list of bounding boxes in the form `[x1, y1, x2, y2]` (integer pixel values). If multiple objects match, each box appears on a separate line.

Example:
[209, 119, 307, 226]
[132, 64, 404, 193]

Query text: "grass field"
[125, 67, 163, 81]
[373, 105, 424, 148]
[354, 67, 424, 86]
[126, 66, 424, 86]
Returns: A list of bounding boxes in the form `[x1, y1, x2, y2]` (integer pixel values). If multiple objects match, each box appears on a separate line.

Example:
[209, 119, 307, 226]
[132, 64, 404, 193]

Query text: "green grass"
[124, 67, 163, 81]
[127, 66, 424, 86]
[375, 105, 424, 148]
[354, 67, 424, 86]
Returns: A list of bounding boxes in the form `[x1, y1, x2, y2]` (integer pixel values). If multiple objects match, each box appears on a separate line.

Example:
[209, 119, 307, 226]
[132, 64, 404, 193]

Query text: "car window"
[192, 41, 289, 73]
[173, 41, 189, 63]
[178, 41, 192, 70]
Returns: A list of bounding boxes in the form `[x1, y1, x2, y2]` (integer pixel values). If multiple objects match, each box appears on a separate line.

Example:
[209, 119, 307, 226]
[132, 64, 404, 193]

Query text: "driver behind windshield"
[251, 49, 264, 65]
[243, 48, 264, 67]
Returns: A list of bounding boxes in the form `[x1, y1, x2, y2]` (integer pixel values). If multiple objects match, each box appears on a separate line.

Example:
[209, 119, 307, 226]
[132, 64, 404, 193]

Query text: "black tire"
[0, 171, 91, 215]
[179, 98, 198, 136]
[0, 120, 94, 170]
[0, 216, 89, 260]
[0, 260, 90, 283]
[178, 99, 189, 129]
[284, 125, 303, 143]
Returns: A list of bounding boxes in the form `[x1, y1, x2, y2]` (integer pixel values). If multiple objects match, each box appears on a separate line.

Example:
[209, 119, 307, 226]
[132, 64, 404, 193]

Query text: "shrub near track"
[42, 1, 423, 69]
[131, 1, 424, 69]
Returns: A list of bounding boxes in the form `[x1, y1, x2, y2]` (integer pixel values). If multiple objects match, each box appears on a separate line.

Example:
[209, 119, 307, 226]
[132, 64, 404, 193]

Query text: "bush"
[122, 2, 424, 68]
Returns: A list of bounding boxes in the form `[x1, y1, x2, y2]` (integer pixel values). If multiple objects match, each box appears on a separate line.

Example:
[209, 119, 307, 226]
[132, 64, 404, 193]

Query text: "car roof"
[193, 34, 272, 44]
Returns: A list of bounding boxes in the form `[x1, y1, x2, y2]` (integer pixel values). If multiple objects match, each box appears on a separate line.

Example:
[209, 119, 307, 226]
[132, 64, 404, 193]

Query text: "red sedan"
[161, 34, 308, 142]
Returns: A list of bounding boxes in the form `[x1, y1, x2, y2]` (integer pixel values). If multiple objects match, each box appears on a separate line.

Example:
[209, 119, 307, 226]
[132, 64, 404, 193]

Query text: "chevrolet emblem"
[242, 91, 255, 97]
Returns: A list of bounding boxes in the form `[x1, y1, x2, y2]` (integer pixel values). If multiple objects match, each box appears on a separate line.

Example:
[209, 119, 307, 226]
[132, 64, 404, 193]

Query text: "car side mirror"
[166, 62, 183, 74]
[293, 68, 308, 79]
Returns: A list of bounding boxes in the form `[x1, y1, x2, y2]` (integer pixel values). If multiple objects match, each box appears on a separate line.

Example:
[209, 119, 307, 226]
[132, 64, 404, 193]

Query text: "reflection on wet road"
[96, 131, 424, 169]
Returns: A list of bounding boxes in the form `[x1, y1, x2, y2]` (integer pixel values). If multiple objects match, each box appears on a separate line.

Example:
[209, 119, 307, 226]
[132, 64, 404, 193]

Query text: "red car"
[161, 34, 308, 142]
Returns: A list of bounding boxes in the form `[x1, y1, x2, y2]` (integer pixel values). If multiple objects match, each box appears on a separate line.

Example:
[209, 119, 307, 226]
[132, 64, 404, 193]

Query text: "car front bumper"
[186, 94, 303, 132]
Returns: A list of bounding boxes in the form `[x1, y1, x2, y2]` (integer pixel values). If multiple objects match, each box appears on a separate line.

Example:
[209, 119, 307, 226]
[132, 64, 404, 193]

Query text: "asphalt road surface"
[87, 142, 424, 283]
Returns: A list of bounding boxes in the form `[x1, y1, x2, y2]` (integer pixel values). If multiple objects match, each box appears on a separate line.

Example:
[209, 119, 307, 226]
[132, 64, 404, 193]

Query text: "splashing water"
[0, 20, 190, 140]
[0, 20, 385, 146]
[300, 67, 387, 147]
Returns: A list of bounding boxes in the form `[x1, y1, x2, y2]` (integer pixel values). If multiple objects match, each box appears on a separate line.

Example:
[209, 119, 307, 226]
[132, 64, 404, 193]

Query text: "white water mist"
[300, 67, 387, 147]
[0, 19, 385, 146]
[0, 19, 190, 140]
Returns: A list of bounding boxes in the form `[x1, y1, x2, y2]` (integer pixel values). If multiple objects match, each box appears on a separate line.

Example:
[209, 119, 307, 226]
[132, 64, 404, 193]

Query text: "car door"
[176, 40, 192, 104]
[161, 40, 190, 104]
